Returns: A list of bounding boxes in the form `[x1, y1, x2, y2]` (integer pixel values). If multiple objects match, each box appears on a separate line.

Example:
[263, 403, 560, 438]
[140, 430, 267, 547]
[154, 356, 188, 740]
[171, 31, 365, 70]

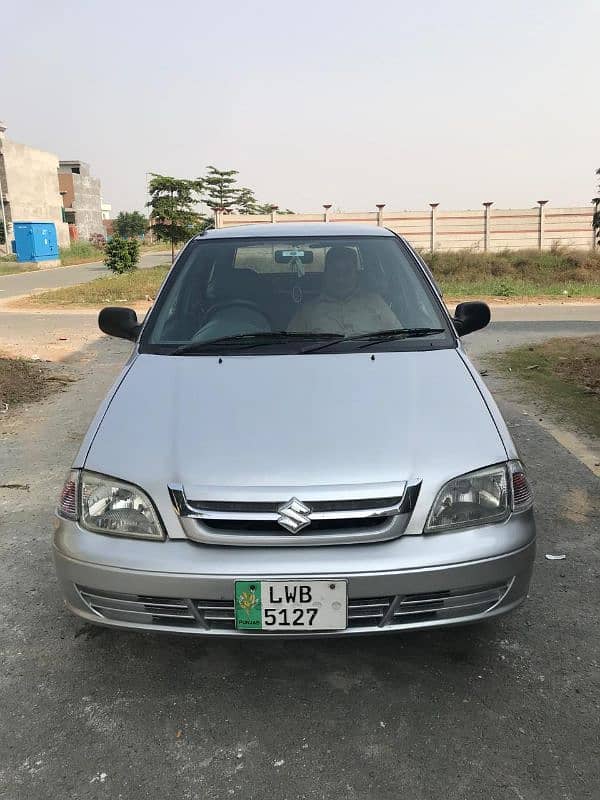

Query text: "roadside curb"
[445, 298, 600, 307]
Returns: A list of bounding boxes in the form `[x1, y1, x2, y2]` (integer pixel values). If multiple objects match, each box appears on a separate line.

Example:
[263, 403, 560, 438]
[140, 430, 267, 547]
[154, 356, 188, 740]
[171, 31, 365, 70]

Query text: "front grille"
[77, 581, 509, 631]
[346, 597, 392, 628]
[77, 587, 197, 627]
[391, 583, 508, 623]
[191, 497, 404, 514]
[200, 518, 384, 533]
[194, 596, 395, 630]
[170, 482, 421, 547]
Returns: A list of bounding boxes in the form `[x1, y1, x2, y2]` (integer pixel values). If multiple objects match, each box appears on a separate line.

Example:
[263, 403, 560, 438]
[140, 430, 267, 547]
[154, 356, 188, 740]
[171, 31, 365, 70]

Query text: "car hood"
[84, 350, 507, 535]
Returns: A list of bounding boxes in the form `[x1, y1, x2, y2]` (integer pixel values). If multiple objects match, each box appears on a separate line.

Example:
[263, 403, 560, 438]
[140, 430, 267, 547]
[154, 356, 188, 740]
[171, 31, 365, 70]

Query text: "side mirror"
[453, 301, 490, 336]
[98, 307, 140, 341]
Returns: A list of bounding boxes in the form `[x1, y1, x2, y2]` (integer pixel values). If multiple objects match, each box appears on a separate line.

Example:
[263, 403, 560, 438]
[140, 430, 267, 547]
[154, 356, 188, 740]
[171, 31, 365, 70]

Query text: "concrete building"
[101, 199, 112, 220]
[0, 122, 70, 250]
[58, 160, 104, 240]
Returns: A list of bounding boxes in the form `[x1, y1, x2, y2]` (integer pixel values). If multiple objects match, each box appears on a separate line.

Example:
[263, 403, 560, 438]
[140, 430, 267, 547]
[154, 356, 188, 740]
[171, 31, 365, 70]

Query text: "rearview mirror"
[453, 301, 490, 336]
[274, 249, 314, 264]
[98, 307, 141, 341]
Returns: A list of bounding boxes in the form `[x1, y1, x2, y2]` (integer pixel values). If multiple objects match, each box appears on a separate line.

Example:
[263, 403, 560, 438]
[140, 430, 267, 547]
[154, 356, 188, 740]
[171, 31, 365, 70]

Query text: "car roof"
[197, 222, 397, 239]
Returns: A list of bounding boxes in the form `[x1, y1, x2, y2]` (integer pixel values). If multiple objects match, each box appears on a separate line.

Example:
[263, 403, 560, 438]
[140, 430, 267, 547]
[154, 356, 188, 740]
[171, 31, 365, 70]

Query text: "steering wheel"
[194, 300, 274, 336]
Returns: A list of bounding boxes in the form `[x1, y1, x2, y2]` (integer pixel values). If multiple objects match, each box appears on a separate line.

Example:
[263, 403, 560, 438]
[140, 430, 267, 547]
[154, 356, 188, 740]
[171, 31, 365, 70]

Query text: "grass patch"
[21, 246, 600, 307]
[60, 241, 104, 266]
[491, 336, 600, 437]
[140, 242, 172, 253]
[27, 265, 170, 306]
[425, 248, 600, 298]
[0, 261, 38, 276]
[439, 279, 600, 298]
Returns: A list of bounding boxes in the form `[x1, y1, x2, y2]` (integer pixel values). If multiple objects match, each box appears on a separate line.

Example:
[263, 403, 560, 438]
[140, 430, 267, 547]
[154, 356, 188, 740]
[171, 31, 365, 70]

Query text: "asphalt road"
[3, 303, 600, 362]
[0, 308, 599, 799]
[0, 251, 170, 300]
[466, 304, 600, 357]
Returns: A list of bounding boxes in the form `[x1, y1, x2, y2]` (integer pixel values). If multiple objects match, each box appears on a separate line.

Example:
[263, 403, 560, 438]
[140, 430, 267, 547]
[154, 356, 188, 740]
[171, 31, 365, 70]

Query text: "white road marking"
[534, 418, 600, 478]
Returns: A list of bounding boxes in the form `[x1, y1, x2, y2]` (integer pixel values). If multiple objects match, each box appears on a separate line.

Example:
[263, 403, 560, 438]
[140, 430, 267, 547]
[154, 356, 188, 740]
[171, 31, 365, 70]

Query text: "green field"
[59, 241, 104, 266]
[426, 248, 600, 298]
[441, 279, 600, 298]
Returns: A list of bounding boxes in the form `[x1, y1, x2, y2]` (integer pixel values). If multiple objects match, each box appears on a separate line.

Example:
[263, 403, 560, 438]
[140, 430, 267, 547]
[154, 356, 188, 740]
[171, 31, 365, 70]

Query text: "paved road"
[0, 251, 170, 299]
[466, 304, 600, 357]
[0, 308, 599, 799]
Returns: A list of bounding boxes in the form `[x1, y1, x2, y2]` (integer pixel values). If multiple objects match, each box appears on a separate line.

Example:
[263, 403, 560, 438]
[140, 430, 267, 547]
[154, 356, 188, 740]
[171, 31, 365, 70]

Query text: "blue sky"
[3, 0, 599, 214]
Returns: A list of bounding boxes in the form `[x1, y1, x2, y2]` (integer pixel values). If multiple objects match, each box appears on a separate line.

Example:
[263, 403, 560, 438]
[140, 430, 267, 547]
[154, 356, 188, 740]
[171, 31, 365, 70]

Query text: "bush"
[491, 280, 517, 297]
[104, 235, 140, 273]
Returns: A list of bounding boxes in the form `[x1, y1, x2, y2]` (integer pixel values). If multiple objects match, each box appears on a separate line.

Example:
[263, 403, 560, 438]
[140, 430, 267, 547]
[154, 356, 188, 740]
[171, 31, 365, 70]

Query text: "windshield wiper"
[171, 332, 344, 355]
[301, 328, 446, 353]
[353, 327, 446, 347]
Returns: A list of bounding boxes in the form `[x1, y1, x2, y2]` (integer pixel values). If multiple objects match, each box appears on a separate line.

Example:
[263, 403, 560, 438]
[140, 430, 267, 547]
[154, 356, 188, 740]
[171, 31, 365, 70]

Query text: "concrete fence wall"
[218, 202, 598, 252]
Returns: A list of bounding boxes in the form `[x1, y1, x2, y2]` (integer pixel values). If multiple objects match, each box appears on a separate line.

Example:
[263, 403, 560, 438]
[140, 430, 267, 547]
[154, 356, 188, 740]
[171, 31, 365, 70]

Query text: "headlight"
[79, 471, 165, 540]
[425, 461, 532, 533]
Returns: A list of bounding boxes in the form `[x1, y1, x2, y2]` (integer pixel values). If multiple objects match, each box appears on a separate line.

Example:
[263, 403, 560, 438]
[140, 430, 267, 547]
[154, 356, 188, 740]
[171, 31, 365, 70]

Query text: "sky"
[2, 0, 599, 215]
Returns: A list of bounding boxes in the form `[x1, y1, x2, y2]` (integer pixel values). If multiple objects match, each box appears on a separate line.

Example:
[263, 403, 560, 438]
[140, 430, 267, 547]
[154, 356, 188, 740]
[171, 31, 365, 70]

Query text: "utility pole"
[0, 128, 8, 254]
[0, 173, 8, 255]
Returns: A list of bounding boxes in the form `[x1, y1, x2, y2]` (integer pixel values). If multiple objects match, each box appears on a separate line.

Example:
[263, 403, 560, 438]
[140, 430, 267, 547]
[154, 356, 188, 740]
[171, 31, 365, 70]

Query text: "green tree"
[147, 174, 204, 262]
[593, 168, 600, 246]
[197, 165, 294, 219]
[253, 201, 276, 215]
[104, 235, 140, 273]
[201, 166, 240, 213]
[114, 210, 147, 239]
[250, 202, 295, 215]
[236, 186, 259, 214]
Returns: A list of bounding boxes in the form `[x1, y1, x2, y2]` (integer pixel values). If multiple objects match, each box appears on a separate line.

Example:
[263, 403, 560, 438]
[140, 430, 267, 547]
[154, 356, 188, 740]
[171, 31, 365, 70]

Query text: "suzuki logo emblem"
[277, 497, 312, 534]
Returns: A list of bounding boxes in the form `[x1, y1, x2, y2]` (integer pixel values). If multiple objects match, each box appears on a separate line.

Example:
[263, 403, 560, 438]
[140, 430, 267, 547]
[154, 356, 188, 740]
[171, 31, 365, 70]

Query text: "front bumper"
[53, 512, 536, 637]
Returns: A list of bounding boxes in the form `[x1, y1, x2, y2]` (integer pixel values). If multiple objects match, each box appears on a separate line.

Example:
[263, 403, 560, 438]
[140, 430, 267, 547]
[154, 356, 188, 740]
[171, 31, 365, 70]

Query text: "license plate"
[234, 580, 347, 631]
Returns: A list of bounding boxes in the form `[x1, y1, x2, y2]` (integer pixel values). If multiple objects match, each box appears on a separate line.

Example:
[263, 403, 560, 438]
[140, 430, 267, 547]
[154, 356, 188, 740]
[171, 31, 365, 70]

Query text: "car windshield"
[141, 235, 452, 354]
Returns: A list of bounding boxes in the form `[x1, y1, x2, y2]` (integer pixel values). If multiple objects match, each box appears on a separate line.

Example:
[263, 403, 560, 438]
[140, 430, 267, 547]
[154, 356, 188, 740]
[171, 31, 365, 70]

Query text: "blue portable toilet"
[13, 222, 59, 263]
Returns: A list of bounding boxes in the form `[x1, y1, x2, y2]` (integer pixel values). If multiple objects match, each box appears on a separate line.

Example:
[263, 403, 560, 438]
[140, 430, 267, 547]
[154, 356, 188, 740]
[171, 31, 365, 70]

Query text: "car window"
[142, 236, 451, 353]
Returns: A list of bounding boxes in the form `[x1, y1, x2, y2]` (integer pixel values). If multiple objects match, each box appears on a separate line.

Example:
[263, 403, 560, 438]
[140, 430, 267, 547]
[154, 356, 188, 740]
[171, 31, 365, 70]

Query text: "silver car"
[53, 223, 535, 637]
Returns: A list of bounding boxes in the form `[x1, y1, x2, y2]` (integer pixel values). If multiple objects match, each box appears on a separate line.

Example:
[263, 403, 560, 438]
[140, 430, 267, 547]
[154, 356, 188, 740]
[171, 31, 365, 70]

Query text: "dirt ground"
[545, 336, 600, 393]
[0, 304, 129, 419]
[490, 336, 600, 440]
[0, 355, 55, 409]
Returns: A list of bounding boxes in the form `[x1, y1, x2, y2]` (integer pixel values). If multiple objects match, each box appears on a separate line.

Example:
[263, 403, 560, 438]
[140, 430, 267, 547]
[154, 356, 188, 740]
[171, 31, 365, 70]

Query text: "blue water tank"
[13, 222, 59, 263]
